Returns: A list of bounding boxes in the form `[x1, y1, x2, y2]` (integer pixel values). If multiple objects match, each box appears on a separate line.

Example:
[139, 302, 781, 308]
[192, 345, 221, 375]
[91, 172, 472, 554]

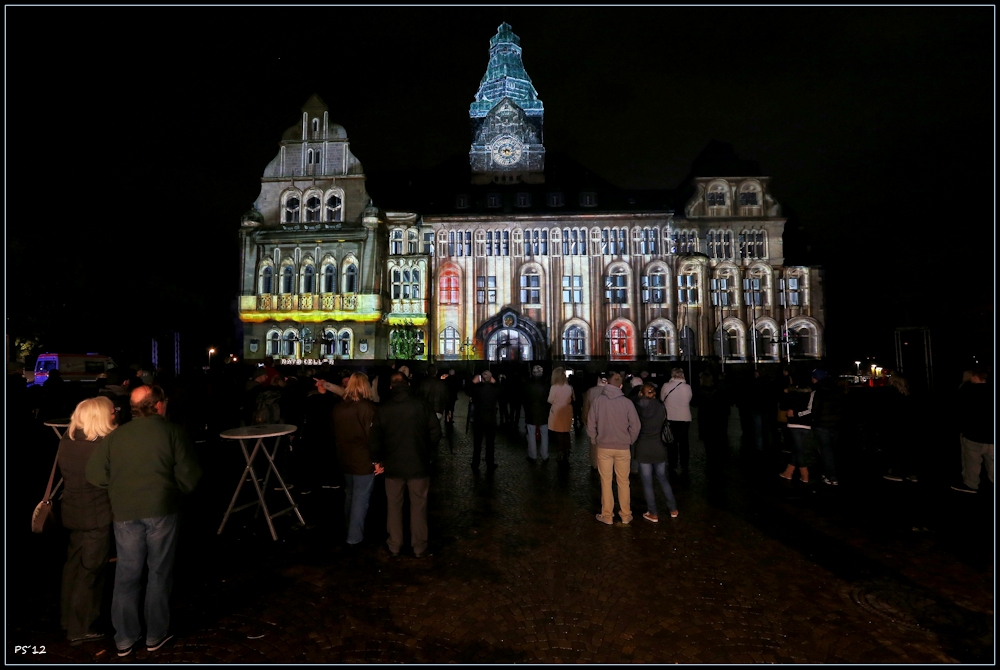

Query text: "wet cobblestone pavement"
[8, 405, 994, 664]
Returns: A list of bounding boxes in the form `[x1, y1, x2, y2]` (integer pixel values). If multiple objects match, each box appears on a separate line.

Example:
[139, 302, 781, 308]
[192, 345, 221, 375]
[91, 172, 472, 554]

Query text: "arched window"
[440, 326, 460, 356]
[608, 320, 634, 360]
[339, 331, 352, 357]
[344, 263, 358, 293]
[439, 267, 460, 305]
[284, 194, 300, 223]
[305, 194, 322, 222]
[301, 327, 313, 354]
[402, 270, 412, 299]
[322, 328, 337, 357]
[677, 267, 699, 305]
[520, 267, 541, 304]
[645, 325, 672, 358]
[642, 265, 668, 304]
[312, 118, 320, 134]
[562, 325, 586, 357]
[302, 265, 315, 293]
[261, 266, 273, 294]
[408, 229, 418, 255]
[268, 331, 281, 356]
[411, 269, 421, 299]
[283, 331, 297, 356]
[325, 194, 342, 222]
[392, 269, 402, 299]
[281, 266, 294, 294]
[605, 266, 629, 305]
[323, 264, 337, 293]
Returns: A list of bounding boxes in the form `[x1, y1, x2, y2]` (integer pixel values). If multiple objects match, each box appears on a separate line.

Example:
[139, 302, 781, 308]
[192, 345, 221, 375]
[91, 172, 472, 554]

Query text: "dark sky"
[6, 6, 994, 370]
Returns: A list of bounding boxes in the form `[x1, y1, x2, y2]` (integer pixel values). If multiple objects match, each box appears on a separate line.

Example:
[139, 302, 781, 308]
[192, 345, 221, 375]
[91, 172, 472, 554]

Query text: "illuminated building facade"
[238, 24, 825, 366]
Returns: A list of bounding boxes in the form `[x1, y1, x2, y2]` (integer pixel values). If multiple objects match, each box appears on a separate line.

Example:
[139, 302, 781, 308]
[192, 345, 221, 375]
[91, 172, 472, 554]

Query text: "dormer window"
[312, 118, 320, 134]
[580, 191, 597, 207]
[738, 181, 763, 216]
[455, 194, 470, 209]
[707, 192, 726, 206]
[547, 192, 564, 207]
[390, 230, 403, 255]
[739, 191, 758, 206]
[487, 193, 502, 208]
[516, 192, 531, 208]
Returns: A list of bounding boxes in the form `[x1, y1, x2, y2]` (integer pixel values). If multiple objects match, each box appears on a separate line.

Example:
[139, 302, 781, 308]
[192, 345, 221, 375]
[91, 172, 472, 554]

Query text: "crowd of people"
[9, 353, 992, 656]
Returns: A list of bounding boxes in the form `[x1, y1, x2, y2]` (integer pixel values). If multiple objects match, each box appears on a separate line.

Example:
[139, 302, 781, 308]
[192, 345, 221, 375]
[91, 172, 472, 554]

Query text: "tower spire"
[470, 22, 543, 119]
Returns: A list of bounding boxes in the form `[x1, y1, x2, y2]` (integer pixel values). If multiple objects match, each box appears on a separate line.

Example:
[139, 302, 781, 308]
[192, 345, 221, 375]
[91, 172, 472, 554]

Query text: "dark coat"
[333, 398, 378, 475]
[422, 377, 450, 414]
[369, 386, 441, 479]
[470, 382, 502, 425]
[811, 378, 845, 428]
[632, 397, 668, 463]
[58, 430, 113, 531]
[958, 382, 993, 444]
[523, 378, 551, 425]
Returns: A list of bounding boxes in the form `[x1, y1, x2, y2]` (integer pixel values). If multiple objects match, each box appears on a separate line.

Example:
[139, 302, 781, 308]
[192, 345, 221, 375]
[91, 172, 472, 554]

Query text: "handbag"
[661, 385, 678, 444]
[32, 456, 62, 533]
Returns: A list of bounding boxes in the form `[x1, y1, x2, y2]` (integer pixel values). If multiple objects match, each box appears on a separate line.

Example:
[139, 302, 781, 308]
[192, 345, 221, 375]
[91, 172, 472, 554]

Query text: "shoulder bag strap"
[42, 454, 59, 502]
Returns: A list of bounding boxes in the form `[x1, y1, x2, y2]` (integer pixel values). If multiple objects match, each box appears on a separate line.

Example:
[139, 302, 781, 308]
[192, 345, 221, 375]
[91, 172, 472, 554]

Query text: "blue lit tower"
[470, 22, 545, 185]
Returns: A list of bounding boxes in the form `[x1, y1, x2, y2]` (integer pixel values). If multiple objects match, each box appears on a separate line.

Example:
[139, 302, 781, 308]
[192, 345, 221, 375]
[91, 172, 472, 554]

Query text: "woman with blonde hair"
[547, 367, 575, 463]
[332, 372, 383, 544]
[58, 395, 118, 644]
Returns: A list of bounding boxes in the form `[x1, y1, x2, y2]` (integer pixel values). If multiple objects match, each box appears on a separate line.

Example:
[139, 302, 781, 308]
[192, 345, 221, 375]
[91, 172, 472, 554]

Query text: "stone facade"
[237, 25, 825, 366]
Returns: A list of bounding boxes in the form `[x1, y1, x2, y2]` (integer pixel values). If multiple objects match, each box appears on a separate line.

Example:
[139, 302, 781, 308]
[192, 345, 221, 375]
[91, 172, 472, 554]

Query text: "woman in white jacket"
[660, 368, 693, 475]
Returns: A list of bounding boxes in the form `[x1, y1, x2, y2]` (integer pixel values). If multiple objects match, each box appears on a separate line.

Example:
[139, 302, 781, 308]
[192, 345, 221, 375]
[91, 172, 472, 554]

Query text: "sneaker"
[950, 483, 978, 494]
[147, 634, 174, 652]
[643, 512, 659, 523]
[821, 476, 839, 486]
[669, 509, 679, 518]
[620, 516, 632, 525]
[883, 473, 903, 482]
[595, 513, 614, 525]
[905, 474, 919, 483]
[117, 643, 136, 657]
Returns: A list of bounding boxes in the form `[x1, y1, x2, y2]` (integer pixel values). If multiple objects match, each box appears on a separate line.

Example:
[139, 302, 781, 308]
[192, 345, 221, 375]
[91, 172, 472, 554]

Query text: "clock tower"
[470, 22, 545, 185]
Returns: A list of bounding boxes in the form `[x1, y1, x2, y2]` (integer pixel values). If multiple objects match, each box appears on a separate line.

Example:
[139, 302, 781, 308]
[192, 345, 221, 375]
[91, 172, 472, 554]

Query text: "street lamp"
[208, 348, 216, 368]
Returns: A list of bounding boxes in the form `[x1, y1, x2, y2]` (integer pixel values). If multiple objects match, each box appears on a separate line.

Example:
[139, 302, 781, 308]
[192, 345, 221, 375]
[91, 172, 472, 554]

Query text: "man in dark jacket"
[810, 369, 843, 485]
[523, 365, 551, 462]
[468, 370, 502, 471]
[952, 368, 993, 493]
[369, 373, 441, 557]
[85, 385, 202, 657]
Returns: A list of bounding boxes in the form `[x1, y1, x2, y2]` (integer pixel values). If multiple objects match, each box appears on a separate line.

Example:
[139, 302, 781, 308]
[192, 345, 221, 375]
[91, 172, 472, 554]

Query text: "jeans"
[112, 513, 180, 650]
[639, 462, 677, 516]
[960, 435, 994, 489]
[596, 448, 632, 522]
[812, 427, 839, 482]
[343, 474, 375, 545]
[787, 427, 810, 467]
[526, 424, 549, 460]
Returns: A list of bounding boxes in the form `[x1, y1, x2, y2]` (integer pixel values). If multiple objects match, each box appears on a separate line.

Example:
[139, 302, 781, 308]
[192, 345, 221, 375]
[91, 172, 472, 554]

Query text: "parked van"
[31, 353, 118, 386]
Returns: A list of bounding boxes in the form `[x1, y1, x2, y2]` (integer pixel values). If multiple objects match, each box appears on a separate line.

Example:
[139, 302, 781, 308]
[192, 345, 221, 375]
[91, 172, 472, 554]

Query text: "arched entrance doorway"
[475, 308, 547, 362]
[487, 329, 533, 361]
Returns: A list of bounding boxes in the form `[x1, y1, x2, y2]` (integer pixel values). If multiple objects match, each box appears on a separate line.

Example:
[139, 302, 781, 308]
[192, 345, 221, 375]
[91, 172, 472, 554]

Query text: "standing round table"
[43, 418, 72, 440]
[218, 424, 304, 541]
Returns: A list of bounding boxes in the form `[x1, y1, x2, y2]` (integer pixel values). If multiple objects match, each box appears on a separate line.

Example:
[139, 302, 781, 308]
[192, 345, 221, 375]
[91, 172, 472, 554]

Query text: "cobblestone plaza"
[9, 403, 993, 664]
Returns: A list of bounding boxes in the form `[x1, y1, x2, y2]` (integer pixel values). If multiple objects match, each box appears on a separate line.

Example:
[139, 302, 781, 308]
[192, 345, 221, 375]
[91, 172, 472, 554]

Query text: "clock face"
[491, 136, 523, 166]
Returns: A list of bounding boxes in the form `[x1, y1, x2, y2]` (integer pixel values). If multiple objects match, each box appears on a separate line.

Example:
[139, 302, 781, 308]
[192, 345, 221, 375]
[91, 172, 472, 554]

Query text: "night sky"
[6, 6, 994, 374]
